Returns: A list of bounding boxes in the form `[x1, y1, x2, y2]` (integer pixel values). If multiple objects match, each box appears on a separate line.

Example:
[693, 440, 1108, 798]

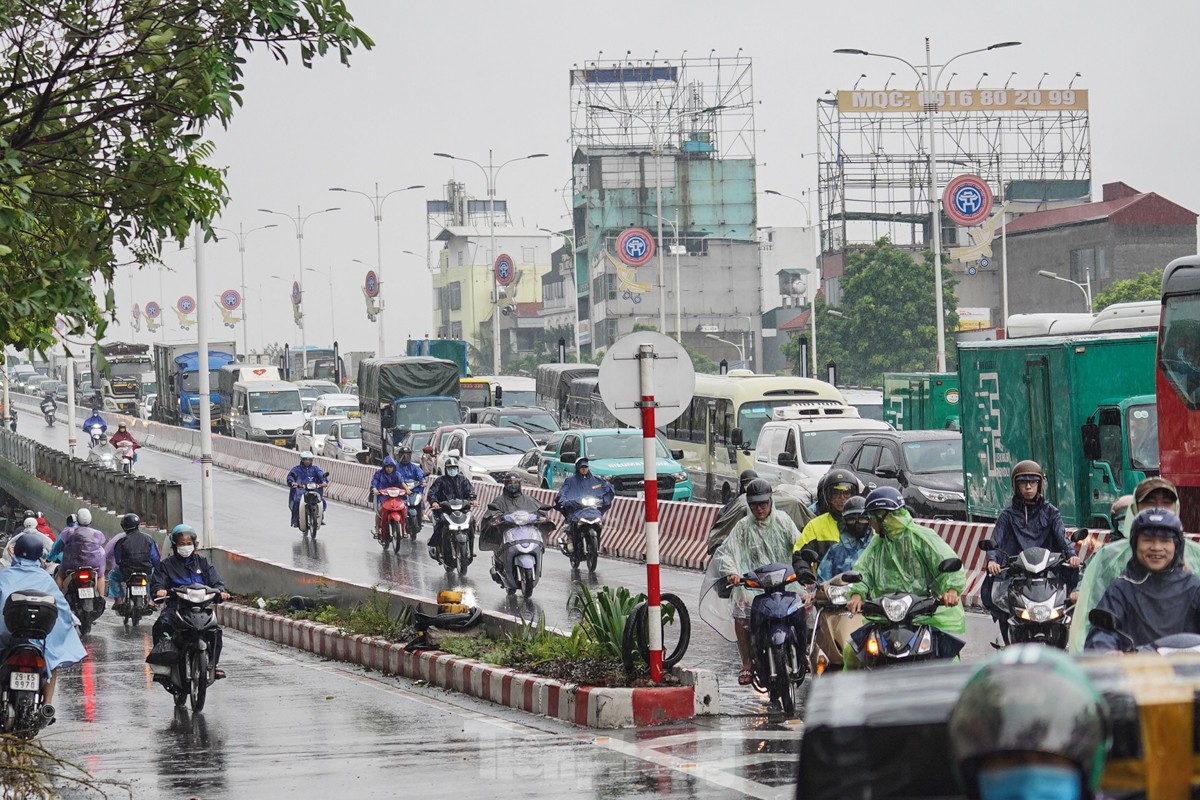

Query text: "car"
[312, 393, 360, 420]
[435, 425, 538, 483]
[512, 447, 546, 489]
[321, 418, 363, 462]
[832, 430, 966, 520]
[35, 380, 63, 399]
[295, 379, 340, 414]
[22, 375, 51, 394]
[55, 382, 69, 403]
[295, 415, 343, 454]
[751, 404, 894, 495]
[468, 406, 560, 446]
[423, 423, 492, 470]
[539, 428, 694, 501]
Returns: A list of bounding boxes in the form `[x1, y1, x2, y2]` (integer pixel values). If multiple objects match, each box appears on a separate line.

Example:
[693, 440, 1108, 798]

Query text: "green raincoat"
[848, 508, 967, 634]
[1068, 499, 1195, 652]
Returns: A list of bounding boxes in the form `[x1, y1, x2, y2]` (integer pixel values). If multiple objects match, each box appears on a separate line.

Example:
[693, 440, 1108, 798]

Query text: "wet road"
[46, 614, 806, 800]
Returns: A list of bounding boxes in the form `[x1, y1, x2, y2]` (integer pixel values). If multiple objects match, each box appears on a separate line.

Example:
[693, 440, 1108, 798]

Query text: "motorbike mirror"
[422, 446, 433, 454]
[937, 557, 963, 574]
[1088, 608, 1120, 633]
[796, 569, 817, 584]
[978, 539, 996, 552]
[840, 571, 863, 584]
[1071, 528, 1092, 543]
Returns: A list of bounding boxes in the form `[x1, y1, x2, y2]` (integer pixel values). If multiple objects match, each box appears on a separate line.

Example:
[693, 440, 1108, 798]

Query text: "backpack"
[118, 530, 155, 576]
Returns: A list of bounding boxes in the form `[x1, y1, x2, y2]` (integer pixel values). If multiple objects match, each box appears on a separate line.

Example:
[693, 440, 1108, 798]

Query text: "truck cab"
[1081, 395, 1159, 527]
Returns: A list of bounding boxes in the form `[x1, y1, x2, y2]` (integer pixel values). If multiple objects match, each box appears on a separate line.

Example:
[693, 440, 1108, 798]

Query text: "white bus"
[228, 380, 306, 448]
[662, 371, 848, 502]
[462, 375, 539, 409]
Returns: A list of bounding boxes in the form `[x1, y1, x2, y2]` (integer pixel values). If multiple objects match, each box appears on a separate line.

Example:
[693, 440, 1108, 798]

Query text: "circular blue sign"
[979, 257, 990, 268]
[495, 254, 515, 287]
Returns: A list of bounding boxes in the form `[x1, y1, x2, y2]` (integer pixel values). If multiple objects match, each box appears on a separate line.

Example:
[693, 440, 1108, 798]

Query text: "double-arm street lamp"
[835, 38, 1021, 372]
[328, 183, 424, 356]
[433, 151, 548, 373]
[214, 223, 277, 356]
[258, 206, 340, 378]
[1038, 269, 1092, 311]
[706, 333, 746, 366]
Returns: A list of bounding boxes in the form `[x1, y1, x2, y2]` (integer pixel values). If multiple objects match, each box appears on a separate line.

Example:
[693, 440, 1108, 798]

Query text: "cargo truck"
[883, 372, 961, 431]
[359, 356, 461, 464]
[152, 341, 237, 429]
[959, 331, 1158, 528]
[90, 342, 152, 413]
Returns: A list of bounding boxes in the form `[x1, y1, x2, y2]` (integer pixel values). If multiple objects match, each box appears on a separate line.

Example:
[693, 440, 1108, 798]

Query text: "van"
[312, 393, 360, 419]
[751, 403, 894, 494]
[217, 362, 282, 432]
[228, 380, 306, 447]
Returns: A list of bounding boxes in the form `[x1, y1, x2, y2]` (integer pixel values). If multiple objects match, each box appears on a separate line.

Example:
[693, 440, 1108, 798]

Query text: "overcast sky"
[121, 0, 1200, 354]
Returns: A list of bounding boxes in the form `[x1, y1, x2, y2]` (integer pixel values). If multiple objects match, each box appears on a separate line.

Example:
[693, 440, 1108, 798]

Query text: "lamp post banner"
[494, 253, 515, 287]
[176, 295, 196, 314]
[145, 301, 161, 319]
[616, 228, 655, 267]
[942, 174, 993, 227]
[291, 281, 302, 306]
[364, 270, 379, 298]
[220, 289, 242, 311]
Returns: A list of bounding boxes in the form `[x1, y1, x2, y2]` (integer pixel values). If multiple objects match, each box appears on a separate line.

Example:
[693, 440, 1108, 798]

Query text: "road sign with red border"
[942, 174, 993, 227]
[145, 301, 161, 319]
[615, 228, 655, 267]
[220, 289, 241, 310]
[177, 295, 196, 314]
[494, 253, 515, 287]
[364, 270, 379, 297]
[291, 281, 302, 306]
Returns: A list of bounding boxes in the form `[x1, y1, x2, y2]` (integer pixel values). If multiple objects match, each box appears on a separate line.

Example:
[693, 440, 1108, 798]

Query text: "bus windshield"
[1128, 404, 1160, 471]
[1160, 294, 1200, 410]
[394, 398, 461, 432]
[737, 401, 815, 449]
[460, 383, 491, 408]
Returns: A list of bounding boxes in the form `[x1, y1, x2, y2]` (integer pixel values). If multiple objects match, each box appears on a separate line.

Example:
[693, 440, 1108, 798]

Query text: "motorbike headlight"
[827, 584, 851, 605]
[1020, 602, 1057, 623]
[581, 497, 599, 507]
[881, 596, 913, 623]
[916, 486, 965, 503]
[516, 542, 537, 553]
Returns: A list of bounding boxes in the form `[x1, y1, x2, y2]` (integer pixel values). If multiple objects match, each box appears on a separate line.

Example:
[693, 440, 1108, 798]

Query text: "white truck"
[751, 403, 893, 494]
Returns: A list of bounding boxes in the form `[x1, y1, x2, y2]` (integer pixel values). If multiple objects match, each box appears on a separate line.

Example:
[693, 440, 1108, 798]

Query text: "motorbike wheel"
[77, 607, 93, 638]
[455, 541, 470, 576]
[771, 644, 796, 717]
[520, 566, 536, 599]
[189, 648, 208, 713]
[13, 693, 37, 739]
[586, 533, 599, 573]
[391, 521, 402, 554]
[309, 510, 320, 540]
[407, 515, 421, 539]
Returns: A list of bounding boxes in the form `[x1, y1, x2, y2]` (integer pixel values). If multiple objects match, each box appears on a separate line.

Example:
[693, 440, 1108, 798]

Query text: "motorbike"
[489, 509, 550, 599]
[979, 540, 1077, 648]
[431, 498, 475, 575]
[1089, 608, 1200, 654]
[116, 440, 136, 474]
[558, 495, 605, 572]
[120, 571, 152, 626]
[148, 584, 222, 712]
[848, 557, 966, 669]
[740, 562, 809, 716]
[64, 568, 104, 637]
[87, 442, 118, 470]
[8, 409, 16, 432]
[297, 482, 324, 538]
[807, 573, 865, 676]
[40, 401, 56, 427]
[374, 486, 406, 552]
[88, 423, 104, 447]
[0, 590, 58, 737]
[403, 479, 424, 538]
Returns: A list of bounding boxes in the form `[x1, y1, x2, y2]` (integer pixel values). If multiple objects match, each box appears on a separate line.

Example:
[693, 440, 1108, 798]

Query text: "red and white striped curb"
[217, 603, 717, 729]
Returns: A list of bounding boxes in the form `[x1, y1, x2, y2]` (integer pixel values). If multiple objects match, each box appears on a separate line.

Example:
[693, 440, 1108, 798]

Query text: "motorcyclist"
[983, 460, 1079, 644]
[82, 408, 107, 438]
[482, 473, 543, 542]
[87, 432, 117, 467]
[554, 457, 615, 553]
[286, 451, 329, 528]
[844, 487, 966, 667]
[394, 446, 426, 484]
[1068, 476, 1197, 652]
[1078, 494, 1133, 565]
[0, 533, 88, 709]
[716, 469, 760, 520]
[55, 507, 107, 603]
[33, 511, 55, 541]
[711, 479, 803, 686]
[45, 514, 78, 567]
[426, 456, 477, 557]
[1085, 508, 1200, 652]
[949, 645, 1110, 800]
[2, 517, 53, 569]
[816, 496, 872, 582]
[793, 467, 860, 572]
[152, 524, 229, 678]
[105, 513, 161, 610]
[109, 423, 140, 462]
[40, 391, 57, 417]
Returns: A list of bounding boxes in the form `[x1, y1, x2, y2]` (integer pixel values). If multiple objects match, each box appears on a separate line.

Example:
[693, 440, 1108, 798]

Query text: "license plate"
[77, 587, 95, 599]
[130, 585, 147, 596]
[274, 438, 287, 446]
[9, 672, 38, 692]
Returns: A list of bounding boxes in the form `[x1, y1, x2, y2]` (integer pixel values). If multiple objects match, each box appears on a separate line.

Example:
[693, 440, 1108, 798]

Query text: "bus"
[1158, 255, 1200, 532]
[562, 376, 622, 430]
[535, 363, 599, 422]
[662, 371, 848, 502]
[280, 346, 347, 384]
[459, 375, 539, 410]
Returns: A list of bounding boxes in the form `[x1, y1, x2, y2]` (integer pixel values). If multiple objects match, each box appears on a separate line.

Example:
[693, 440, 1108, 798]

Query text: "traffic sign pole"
[638, 343, 664, 683]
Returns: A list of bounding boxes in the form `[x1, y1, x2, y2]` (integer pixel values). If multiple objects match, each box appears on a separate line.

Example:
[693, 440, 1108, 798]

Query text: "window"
[783, 429, 798, 458]
[448, 282, 462, 311]
[853, 444, 881, 472]
[876, 446, 898, 471]
[522, 246, 536, 263]
[1069, 246, 1109, 284]
[450, 321, 462, 339]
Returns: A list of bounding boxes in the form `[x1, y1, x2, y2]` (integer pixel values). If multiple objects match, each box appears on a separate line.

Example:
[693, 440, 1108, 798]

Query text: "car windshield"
[501, 413, 559, 433]
[314, 418, 336, 435]
[737, 401, 816, 449]
[249, 391, 302, 413]
[307, 382, 339, 395]
[1127, 404, 1160, 471]
[466, 433, 533, 456]
[903, 438, 963, 474]
[299, 387, 321, 403]
[585, 435, 669, 460]
[799, 430, 857, 465]
[339, 422, 361, 440]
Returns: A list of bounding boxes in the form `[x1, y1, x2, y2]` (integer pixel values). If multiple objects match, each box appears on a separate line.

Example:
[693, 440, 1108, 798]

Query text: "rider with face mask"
[426, 457, 476, 556]
[286, 452, 328, 528]
[483, 474, 541, 541]
[816, 495, 872, 582]
[152, 524, 230, 677]
[555, 458, 615, 553]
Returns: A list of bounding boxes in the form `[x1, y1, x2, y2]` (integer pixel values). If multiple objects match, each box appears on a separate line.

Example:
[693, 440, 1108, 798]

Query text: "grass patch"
[252, 590, 416, 642]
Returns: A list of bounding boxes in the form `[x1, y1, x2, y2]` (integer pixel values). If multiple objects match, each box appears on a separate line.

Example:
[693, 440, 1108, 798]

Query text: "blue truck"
[151, 341, 237, 429]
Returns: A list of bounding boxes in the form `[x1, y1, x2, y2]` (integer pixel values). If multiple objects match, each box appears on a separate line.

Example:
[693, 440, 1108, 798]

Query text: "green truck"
[882, 372, 961, 431]
[959, 332, 1159, 528]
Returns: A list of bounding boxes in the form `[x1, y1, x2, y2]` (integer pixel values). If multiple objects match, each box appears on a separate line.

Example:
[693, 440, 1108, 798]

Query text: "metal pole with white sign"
[194, 222, 217, 547]
[600, 332, 695, 683]
[66, 361, 76, 457]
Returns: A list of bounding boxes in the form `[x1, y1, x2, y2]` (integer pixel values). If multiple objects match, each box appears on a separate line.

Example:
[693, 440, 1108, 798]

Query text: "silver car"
[295, 415, 342, 454]
[321, 418, 363, 462]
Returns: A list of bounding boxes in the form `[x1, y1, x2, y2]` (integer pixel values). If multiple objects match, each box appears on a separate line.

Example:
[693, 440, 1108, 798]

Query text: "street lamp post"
[651, 213, 686, 342]
[328, 183, 424, 356]
[434, 151, 547, 373]
[214, 223, 277, 356]
[836, 38, 1021, 372]
[706, 333, 746, 366]
[1037, 269, 1092, 311]
[259, 206, 340, 378]
[764, 189, 819, 376]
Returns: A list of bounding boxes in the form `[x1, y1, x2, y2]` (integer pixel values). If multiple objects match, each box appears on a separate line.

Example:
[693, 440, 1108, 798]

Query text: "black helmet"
[22, 510, 35, 521]
[738, 469, 759, 492]
[398, 445, 413, 456]
[816, 467, 859, 514]
[504, 473, 522, 496]
[864, 486, 904, 513]
[949, 645, 1110, 800]
[842, 495, 868, 521]
[12, 533, 45, 561]
[1129, 508, 1185, 569]
[65, 513, 78, 527]
[745, 478, 773, 505]
[120, 513, 140, 533]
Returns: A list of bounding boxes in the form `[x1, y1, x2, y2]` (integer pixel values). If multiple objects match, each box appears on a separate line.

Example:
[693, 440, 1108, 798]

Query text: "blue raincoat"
[556, 473, 615, 523]
[817, 526, 871, 582]
[0, 557, 88, 675]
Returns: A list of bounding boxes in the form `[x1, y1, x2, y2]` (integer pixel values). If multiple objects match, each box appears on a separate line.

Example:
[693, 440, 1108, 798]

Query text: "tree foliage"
[0, 0, 373, 356]
[1093, 268, 1163, 312]
[782, 239, 959, 386]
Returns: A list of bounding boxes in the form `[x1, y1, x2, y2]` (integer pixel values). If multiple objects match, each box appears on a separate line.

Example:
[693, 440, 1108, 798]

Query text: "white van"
[311, 393, 360, 420]
[752, 403, 893, 494]
[229, 380, 306, 447]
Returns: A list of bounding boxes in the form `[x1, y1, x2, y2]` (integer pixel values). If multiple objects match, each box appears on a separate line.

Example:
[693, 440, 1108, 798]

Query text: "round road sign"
[598, 331, 695, 428]
[942, 174, 993, 227]
[291, 281, 302, 306]
[615, 228, 655, 267]
[221, 289, 241, 310]
[132, 303, 141, 318]
[145, 301, 161, 319]
[364, 270, 379, 298]
[494, 254, 515, 287]
[176, 295, 195, 314]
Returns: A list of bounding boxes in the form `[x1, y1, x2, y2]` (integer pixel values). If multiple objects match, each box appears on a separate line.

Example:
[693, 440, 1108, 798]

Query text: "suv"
[832, 430, 966, 520]
[436, 425, 538, 482]
[540, 428, 693, 501]
[752, 403, 893, 494]
[469, 406, 560, 445]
